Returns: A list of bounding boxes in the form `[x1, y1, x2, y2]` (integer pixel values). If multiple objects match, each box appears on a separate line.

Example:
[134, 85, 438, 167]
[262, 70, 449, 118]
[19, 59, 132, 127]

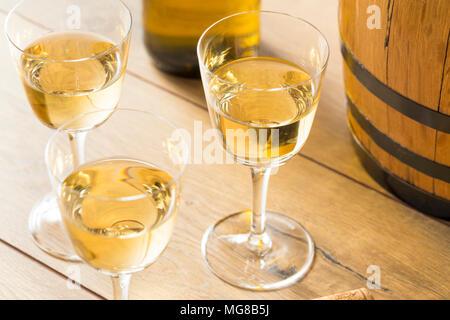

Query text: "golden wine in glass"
[46, 108, 188, 299]
[5, 0, 132, 261]
[60, 159, 177, 274]
[210, 56, 318, 165]
[21, 32, 126, 130]
[198, 11, 329, 290]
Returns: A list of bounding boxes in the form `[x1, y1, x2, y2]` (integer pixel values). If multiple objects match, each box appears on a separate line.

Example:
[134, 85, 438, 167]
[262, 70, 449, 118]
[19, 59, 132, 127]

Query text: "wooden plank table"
[0, 0, 448, 300]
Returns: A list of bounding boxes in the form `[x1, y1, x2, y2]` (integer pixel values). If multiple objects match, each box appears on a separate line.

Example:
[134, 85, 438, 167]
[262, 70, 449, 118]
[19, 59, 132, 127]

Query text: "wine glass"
[197, 11, 329, 290]
[46, 108, 189, 299]
[5, 0, 132, 261]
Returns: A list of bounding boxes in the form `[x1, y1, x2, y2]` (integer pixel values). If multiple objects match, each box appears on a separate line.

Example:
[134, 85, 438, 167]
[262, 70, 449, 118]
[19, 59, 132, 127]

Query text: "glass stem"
[247, 167, 272, 255]
[68, 131, 87, 169]
[111, 274, 132, 300]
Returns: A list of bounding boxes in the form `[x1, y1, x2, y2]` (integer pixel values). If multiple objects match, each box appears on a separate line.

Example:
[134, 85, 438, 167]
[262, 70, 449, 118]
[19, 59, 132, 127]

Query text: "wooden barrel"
[338, 0, 450, 219]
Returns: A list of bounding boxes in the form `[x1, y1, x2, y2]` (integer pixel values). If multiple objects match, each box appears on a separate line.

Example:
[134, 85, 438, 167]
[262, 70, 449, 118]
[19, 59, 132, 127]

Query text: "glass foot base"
[29, 193, 81, 262]
[201, 210, 314, 291]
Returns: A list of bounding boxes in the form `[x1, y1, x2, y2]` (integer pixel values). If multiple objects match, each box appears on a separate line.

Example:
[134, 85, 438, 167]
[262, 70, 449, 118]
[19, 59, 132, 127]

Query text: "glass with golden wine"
[46, 108, 189, 299]
[5, 0, 132, 261]
[198, 11, 329, 290]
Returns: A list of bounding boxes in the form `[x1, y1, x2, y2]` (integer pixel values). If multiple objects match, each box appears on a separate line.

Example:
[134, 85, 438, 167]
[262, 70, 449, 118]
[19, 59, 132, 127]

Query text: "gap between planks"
[0, 237, 107, 300]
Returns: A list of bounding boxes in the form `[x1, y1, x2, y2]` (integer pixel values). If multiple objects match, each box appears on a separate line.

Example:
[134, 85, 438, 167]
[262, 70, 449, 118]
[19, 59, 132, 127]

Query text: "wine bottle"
[142, 0, 260, 77]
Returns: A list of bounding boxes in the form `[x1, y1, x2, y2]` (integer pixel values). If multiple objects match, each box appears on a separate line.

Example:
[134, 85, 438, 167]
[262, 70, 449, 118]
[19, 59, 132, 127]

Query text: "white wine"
[143, 0, 260, 77]
[208, 57, 318, 166]
[21, 32, 125, 129]
[60, 159, 177, 274]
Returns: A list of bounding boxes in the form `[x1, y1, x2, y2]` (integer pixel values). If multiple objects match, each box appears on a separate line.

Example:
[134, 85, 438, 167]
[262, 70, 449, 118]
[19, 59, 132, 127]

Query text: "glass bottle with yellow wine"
[143, 0, 260, 77]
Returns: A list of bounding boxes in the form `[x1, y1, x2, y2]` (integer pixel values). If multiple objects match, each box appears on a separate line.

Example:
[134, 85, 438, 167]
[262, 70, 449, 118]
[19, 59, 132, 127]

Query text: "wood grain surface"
[0, 0, 448, 300]
[340, 0, 450, 198]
